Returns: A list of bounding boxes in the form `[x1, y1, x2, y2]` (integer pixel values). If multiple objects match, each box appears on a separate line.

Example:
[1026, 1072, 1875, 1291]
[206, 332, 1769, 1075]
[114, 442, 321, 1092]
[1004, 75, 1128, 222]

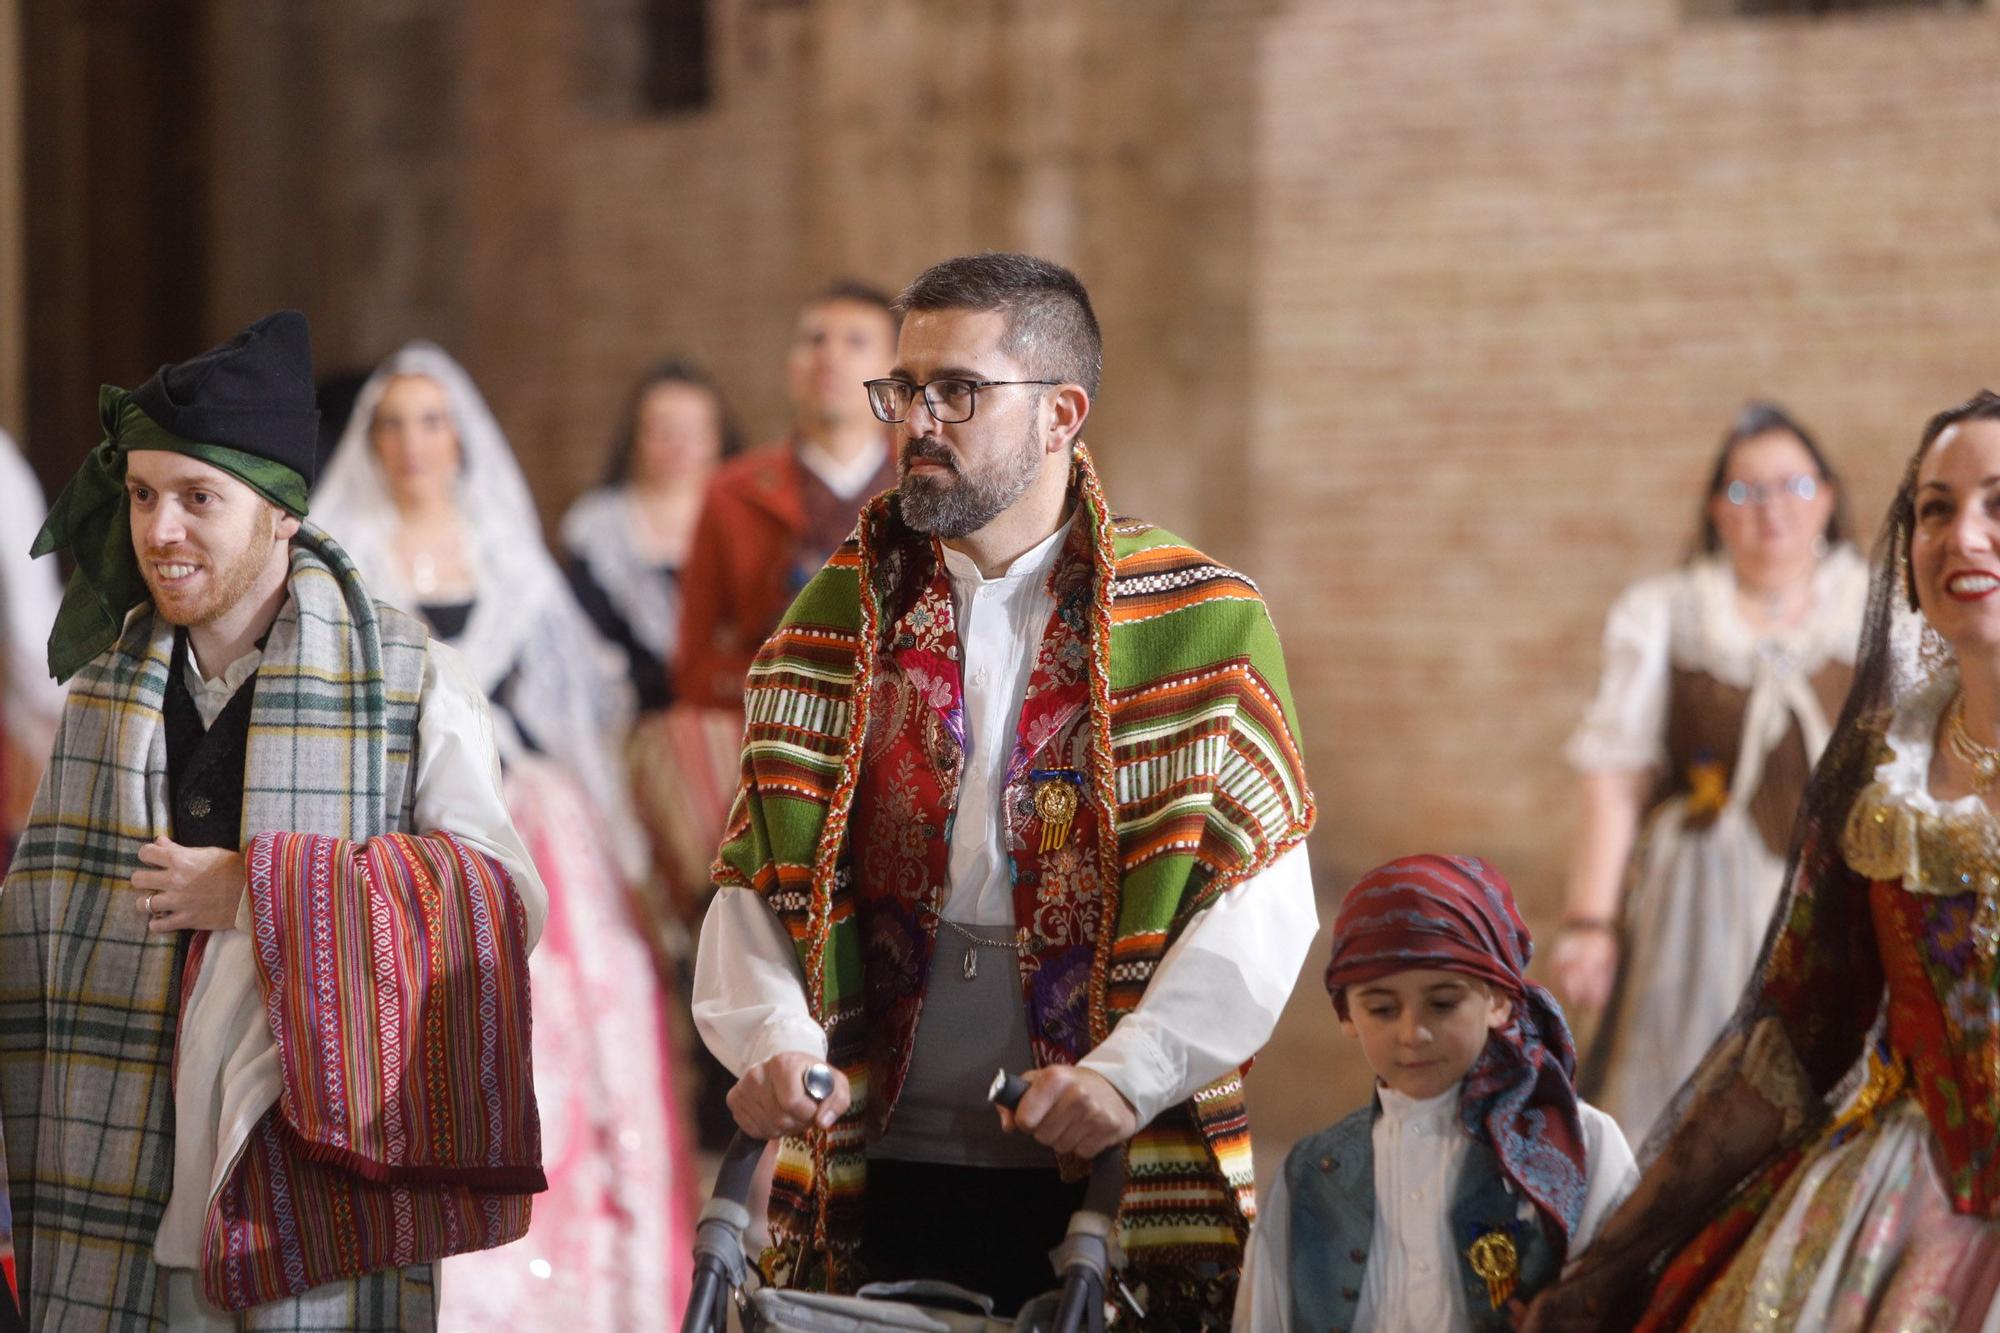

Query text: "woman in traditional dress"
[1553, 402, 1866, 1145]
[1525, 389, 2000, 1330]
[313, 343, 691, 1329]
[561, 360, 735, 716]
[560, 361, 741, 1150]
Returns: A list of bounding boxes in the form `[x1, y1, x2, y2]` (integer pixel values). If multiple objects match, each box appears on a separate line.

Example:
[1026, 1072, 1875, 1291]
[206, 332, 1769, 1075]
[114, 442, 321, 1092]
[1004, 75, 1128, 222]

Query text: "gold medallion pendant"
[1466, 1230, 1519, 1309]
[1030, 770, 1083, 853]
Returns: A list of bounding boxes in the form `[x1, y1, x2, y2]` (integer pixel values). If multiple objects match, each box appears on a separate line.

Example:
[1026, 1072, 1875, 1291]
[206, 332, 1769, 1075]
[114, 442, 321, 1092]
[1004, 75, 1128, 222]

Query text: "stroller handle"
[988, 1068, 1131, 1331]
[683, 1066, 1129, 1333]
[681, 1063, 835, 1333]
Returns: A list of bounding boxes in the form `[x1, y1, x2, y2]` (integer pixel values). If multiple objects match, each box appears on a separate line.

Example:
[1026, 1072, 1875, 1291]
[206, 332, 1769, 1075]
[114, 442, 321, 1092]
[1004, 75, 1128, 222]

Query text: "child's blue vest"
[1283, 1102, 1562, 1333]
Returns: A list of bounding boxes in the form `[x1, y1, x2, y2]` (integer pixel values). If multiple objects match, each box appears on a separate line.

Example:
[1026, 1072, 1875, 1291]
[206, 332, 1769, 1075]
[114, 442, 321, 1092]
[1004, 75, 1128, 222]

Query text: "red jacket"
[676, 439, 895, 707]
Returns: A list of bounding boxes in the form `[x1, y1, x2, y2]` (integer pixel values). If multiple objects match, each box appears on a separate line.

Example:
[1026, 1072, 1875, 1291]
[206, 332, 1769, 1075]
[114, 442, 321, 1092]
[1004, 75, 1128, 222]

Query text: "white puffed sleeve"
[1564, 573, 1677, 774]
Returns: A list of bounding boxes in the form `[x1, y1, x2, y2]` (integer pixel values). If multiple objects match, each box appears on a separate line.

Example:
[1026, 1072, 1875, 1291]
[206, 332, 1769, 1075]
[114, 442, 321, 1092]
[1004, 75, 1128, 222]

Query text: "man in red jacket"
[677, 281, 898, 707]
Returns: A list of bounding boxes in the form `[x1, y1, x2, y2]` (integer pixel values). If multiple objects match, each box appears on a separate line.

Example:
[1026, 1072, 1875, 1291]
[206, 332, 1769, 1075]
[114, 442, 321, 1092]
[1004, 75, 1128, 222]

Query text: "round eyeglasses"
[1725, 474, 1819, 507]
[864, 377, 1062, 425]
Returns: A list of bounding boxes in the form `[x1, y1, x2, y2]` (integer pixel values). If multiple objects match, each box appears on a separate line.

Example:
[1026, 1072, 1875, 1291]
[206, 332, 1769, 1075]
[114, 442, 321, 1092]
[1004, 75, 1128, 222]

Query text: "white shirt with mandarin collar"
[1232, 1080, 1639, 1333]
[693, 515, 1318, 1134]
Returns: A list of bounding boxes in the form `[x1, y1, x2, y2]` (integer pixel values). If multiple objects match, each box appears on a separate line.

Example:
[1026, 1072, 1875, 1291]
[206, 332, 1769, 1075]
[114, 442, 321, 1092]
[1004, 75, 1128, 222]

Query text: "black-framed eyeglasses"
[863, 377, 1063, 424]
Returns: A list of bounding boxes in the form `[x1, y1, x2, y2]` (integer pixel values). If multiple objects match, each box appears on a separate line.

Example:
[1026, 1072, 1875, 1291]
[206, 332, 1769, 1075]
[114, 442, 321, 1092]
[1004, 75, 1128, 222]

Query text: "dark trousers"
[861, 1157, 1087, 1316]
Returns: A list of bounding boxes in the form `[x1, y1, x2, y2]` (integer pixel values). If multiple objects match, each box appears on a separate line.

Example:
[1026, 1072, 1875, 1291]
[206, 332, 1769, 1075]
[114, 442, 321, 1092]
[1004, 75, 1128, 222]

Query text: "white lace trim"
[1678, 544, 1870, 691]
[1870, 672, 1982, 819]
[1843, 670, 2000, 896]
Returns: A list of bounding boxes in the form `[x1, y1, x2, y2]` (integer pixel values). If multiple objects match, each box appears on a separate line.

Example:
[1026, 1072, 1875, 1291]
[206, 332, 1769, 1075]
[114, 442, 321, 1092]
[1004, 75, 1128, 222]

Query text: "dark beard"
[897, 429, 1041, 538]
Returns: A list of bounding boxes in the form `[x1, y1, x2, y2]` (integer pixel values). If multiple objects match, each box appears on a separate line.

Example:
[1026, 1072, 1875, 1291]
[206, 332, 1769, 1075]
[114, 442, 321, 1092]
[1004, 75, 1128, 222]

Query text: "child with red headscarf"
[1234, 855, 1638, 1332]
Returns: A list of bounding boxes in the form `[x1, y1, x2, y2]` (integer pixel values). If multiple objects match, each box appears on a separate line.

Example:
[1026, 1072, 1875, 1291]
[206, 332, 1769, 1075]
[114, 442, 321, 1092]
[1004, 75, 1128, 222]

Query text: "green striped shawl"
[713, 445, 1316, 1295]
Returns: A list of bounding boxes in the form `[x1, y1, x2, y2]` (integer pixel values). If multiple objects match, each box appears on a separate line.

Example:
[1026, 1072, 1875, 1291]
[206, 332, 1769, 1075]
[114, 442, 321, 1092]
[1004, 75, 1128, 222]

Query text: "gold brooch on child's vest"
[1031, 769, 1083, 852]
[1466, 1230, 1519, 1308]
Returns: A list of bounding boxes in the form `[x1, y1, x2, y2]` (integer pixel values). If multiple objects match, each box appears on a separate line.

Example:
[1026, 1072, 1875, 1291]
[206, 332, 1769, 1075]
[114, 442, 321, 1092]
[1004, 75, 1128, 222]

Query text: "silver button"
[187, 795, 212, 819]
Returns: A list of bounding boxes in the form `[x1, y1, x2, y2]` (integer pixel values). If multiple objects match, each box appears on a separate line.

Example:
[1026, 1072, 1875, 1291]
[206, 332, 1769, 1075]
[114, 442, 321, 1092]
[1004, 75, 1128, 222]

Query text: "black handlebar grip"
[987, 1068, 1032, 1111]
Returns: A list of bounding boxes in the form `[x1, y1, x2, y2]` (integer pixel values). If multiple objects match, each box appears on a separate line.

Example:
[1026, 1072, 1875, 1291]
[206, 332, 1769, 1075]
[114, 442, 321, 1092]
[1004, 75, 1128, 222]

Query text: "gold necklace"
[1948, 693, 2000, 795]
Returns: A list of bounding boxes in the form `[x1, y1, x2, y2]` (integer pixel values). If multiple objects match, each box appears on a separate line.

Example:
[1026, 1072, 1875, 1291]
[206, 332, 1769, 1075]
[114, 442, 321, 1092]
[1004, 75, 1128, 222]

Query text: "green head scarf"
[32, 385, 311, 683]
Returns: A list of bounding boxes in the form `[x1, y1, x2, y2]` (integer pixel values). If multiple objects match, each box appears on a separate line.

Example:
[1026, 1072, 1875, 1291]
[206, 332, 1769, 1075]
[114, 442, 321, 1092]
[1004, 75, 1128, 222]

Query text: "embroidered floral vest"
[1845, 760, 2000, 1215]
[850, 520, 1102, 1132]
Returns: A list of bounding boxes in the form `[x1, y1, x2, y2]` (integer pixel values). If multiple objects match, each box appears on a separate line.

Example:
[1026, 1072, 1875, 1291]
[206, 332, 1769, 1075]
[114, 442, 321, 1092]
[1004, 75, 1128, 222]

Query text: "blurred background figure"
[313, 343, 691, 1329]
[674, 280, 897, 711]
[0, 427, 58, 1333]
[564, 360, 735, 922]
[0, 428, 60, 865]
[561, 358, 740, 1150]
[664, 282, 897, 1153]
[1553, 402, 1866, 1144]
[564, 360, 738, 720]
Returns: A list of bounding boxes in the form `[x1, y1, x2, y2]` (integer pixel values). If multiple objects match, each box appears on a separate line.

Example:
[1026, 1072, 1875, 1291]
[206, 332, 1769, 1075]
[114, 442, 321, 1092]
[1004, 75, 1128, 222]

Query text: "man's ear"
[1046, 384, 1090, 453]
[275, 510, 302, 541]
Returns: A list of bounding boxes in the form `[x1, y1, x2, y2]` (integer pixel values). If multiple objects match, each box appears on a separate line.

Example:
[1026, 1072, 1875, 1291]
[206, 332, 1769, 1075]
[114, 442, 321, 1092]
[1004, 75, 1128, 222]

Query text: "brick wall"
[185, 0, 2000, 1164]
[443, 0, 1267, 545]
[196, 0, 2000, 907]
[1250, 0, 1998, 904]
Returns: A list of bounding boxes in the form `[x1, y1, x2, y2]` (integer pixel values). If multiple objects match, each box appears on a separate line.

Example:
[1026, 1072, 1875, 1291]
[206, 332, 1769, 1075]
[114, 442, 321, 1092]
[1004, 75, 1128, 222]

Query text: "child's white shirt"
[1233, 1082, 1638, 1332]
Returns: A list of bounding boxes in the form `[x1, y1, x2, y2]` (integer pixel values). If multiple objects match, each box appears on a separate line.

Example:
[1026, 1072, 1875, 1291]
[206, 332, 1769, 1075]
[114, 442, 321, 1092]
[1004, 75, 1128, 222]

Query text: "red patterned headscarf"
[1325, 854, 1590, 1254]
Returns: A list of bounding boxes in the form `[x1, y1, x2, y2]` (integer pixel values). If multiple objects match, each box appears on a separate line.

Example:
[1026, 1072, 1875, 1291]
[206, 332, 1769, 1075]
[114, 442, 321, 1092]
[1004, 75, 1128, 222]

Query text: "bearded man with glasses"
[692, 252, 1319, 1323]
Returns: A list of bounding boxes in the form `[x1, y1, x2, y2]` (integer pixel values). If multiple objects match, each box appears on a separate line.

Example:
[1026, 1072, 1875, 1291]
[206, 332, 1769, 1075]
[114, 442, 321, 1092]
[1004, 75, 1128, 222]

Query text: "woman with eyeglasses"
[1551, 401, 1866, 1146]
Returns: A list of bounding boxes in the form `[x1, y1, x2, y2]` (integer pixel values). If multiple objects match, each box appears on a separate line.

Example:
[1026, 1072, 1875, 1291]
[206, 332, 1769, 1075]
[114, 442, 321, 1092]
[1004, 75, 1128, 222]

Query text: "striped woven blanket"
[200, 830, 542, 1310]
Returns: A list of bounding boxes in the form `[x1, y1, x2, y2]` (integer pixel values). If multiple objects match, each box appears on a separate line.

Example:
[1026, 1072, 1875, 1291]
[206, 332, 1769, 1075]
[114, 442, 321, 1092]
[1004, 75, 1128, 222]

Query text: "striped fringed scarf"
[201, 830, 542, 1309]
[0, 524, 535, 1329]
[713, 445, 1316, 1306]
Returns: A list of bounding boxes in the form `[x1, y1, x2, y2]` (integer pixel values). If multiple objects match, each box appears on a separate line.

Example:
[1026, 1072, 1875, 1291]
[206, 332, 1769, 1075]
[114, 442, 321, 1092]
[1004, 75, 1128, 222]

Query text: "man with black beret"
[0, 312, 550, 1331]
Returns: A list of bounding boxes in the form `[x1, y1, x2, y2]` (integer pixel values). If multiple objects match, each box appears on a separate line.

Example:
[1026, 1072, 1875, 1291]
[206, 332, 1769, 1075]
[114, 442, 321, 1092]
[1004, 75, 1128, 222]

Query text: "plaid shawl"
[0, 524, 533, 1328]
[713, 445, 1316, 1295]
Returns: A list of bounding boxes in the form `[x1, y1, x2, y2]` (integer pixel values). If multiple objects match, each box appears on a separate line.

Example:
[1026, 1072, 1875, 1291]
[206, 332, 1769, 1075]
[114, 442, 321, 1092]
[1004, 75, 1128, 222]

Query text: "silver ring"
[146, 893, 155, 915]
[801, 1062, 835, 1104]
